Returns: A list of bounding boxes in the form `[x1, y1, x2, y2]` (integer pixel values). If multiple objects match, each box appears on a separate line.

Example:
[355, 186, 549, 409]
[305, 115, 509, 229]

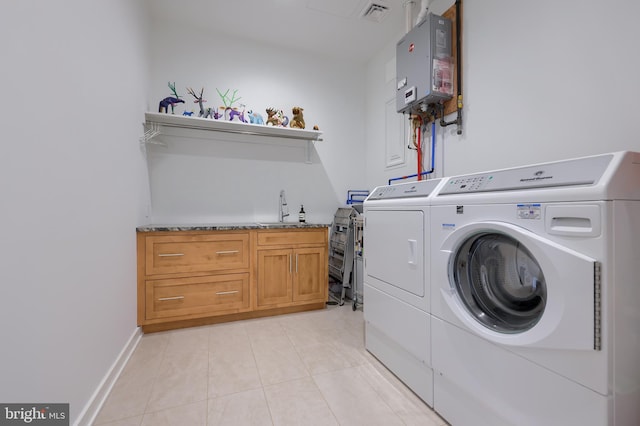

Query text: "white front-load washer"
[429, 151, 640, 426]
[363, 178, 445, 406]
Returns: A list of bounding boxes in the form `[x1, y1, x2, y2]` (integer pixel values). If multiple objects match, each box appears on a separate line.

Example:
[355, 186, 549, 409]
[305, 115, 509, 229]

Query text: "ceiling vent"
[360, 2, 390, 23]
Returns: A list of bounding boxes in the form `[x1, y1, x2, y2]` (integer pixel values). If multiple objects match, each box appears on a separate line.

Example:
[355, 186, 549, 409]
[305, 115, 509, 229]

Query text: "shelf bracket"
[139, 122, 166, 147]
[305, 141, 312, 164]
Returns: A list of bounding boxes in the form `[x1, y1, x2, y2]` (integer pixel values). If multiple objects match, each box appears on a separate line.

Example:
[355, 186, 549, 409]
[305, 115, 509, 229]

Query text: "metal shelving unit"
[328, 207, 358, 306]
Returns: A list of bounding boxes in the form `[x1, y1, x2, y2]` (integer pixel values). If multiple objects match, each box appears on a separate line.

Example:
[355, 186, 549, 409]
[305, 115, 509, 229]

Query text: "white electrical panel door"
[365, 209, 425, 297]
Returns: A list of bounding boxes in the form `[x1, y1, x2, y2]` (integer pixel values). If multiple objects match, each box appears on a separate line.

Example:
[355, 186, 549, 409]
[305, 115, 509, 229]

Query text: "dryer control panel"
[368, 179, 442, 200]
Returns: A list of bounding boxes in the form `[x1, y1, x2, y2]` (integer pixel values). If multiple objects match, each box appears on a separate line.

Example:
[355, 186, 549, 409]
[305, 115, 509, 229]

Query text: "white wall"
[0, 1, 148, 424]
[146, 18, 368, 224]
[365, 0, 640, 186]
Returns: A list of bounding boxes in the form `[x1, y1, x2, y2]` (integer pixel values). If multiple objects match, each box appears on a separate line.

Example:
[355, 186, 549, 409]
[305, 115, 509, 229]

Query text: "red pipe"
[413, 115, 423, 181]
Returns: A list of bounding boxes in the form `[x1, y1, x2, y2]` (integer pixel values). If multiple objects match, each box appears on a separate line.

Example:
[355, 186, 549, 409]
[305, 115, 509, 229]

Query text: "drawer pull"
[216, 290, 239, 295]
[158, 296, 185, 301]
[216, 250, 240, 255]
[157, 253, 185, 257]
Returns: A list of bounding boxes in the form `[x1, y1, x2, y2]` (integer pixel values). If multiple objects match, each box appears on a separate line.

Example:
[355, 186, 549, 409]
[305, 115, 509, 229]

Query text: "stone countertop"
[136, 222, 332, 232]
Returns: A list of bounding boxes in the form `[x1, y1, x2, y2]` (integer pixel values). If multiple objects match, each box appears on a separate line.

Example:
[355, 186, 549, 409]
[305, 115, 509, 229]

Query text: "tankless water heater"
[396, 13, 453, 114]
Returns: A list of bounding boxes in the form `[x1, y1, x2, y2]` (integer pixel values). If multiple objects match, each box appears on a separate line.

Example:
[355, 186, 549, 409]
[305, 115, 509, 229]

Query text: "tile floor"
[94, 304, 447, 426]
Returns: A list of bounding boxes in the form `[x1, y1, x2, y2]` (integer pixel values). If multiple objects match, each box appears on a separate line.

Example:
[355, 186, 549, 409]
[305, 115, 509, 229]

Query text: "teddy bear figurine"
[289, 106, 305, 129]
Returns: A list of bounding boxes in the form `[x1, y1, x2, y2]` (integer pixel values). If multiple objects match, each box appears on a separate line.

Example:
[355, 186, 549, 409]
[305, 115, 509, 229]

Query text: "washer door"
[452, 233, 546, 334]
[440, 221, 599, 350]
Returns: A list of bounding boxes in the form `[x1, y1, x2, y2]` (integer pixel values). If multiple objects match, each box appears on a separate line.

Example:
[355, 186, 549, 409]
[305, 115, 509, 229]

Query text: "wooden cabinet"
[256, 229, 328, 309]
[137, 230, 252, 331]
[137, 226, 328, 332]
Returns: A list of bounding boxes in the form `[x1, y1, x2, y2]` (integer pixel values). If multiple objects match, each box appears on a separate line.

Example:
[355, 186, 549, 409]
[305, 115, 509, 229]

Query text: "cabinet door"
[257, 249, 292, 307]
[293, 247, 327, 302]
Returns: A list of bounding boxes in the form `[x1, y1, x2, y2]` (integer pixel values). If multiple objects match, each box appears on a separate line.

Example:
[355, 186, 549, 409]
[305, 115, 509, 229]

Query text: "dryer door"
[441, 221, 599, 351]
[365, 209, 425, 296]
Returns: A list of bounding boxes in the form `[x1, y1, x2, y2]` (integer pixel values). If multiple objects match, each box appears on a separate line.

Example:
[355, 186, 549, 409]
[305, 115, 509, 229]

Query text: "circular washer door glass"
[451, 232, 547, 333]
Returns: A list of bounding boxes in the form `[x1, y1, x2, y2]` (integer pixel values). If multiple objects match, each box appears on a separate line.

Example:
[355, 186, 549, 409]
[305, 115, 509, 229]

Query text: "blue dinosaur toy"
[247, 110, 264, 125]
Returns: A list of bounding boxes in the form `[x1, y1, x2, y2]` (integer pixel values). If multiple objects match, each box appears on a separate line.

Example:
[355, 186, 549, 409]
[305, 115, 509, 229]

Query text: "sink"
[255, 222, 301, 228]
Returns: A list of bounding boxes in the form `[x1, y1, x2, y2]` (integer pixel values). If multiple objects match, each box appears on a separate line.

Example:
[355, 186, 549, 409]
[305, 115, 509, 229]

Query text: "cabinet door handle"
[216, 250, 239, 255]
[216, 290, 239, 295]
[158, 253, 184, 257]
[158, 296, 185, 301]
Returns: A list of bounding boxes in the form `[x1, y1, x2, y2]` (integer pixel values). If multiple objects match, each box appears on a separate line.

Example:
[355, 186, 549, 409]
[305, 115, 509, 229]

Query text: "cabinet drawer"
[145, 233, 249, 275]
[257, 229, 327, 246]
[145, 273, 249, 320]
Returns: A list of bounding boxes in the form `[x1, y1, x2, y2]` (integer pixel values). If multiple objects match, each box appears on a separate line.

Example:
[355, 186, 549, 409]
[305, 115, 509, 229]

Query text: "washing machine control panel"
[438, 154, 613, 195]
[368, 179, 442, 200]
[445, 175, 491, 193]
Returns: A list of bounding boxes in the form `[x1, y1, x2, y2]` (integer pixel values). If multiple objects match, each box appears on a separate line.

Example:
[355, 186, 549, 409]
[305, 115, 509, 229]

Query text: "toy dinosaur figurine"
[186, 87, 207, 117]
[247, 110, 264, 125]
[158, 81, 185, 114]
[290, 106, 305, 129]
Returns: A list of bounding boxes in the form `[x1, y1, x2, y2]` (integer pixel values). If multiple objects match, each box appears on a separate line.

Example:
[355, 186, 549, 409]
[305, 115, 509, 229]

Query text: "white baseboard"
[75, 327, 143, 426]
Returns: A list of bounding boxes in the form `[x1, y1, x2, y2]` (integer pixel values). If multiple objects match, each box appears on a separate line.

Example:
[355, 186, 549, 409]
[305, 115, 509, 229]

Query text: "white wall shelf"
[142, 112, 322, 143]
[141, 112, 323, 163]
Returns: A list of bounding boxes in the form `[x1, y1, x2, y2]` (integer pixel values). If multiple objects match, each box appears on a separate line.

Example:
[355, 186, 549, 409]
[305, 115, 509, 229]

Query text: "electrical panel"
[396, 13, 453, 114]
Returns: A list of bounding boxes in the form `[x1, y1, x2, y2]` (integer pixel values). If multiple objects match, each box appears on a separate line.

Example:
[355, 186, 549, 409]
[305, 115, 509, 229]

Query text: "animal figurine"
[266, 108, 289, 127]
[204, 107, 221, 119]
[229, 105, 247, 123]
[278, 110, 289, 127]
[266, 108, 279, 126]
[247, 110, 264, 125]
[158, 81, 184, 114]
[290, 106, 305, 129]
[216, 88, 242, 120]
[186, 87, 207, 117]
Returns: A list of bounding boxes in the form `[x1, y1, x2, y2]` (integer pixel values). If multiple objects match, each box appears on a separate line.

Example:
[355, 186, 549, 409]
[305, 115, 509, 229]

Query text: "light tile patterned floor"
[94, 304, 447, 426]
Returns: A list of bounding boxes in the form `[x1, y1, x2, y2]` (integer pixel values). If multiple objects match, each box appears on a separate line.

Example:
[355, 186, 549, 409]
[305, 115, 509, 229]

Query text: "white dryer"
[429, 151, 640, 426]
[363, 178, 445, 406]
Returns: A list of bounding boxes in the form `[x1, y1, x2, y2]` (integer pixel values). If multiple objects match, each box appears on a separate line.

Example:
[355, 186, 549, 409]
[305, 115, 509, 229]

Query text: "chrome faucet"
[279, 190, 289, 222]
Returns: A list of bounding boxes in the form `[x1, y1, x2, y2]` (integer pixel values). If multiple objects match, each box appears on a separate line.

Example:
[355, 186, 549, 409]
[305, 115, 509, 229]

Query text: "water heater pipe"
[403, 0, 415, 33]
[388, 119, 437, 185]
[415, 0, 431, 25]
